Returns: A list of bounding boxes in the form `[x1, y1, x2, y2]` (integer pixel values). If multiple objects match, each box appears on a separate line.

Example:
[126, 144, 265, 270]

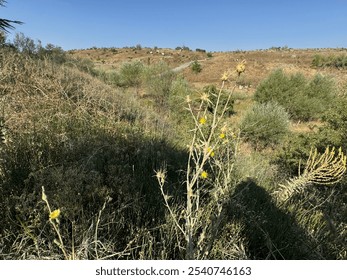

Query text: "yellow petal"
[199, 117, 207, 125]
[49, 209, 61, 220]
[201, 171, 208, 179]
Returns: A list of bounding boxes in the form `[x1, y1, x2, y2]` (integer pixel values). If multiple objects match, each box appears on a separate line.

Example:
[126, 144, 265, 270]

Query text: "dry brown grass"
[71, 47, 347, 90]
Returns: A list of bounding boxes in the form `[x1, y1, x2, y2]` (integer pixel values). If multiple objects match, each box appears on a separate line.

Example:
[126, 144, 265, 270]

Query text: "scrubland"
[1, 38, 347, 259]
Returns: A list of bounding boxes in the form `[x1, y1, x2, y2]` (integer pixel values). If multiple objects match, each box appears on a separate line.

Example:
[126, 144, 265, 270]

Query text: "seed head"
[236, 60, 246, 76]
[155, 169, 166, 185]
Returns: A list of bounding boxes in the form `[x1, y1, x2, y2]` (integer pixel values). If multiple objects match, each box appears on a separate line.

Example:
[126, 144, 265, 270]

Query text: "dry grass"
[2, 44, 347, 260]
[71, 47, 347, 89]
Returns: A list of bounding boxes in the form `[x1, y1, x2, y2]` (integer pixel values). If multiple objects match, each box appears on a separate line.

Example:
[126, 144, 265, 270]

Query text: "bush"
[240, 102, 290, 148]
[312, 54, 347, 69]
[118, 60, 144, 88]
[254, 69, 335, 121]
[274, 96, 347, 177]
[191, 60, 202, 74]
[143, 62, 176, 103]
[203, 84, 234, 116]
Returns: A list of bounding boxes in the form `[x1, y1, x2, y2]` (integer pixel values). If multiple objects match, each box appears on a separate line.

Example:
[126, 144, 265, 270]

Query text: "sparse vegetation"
[312, 54, 347, 69]
[1, 33, 347, 260]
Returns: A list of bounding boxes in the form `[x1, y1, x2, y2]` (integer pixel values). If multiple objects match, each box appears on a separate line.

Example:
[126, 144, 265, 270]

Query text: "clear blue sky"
[1, 0, 347, 51]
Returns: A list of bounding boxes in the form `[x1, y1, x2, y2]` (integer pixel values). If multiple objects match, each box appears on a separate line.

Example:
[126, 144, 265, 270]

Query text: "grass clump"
[312, 54, 347, 69]
[143, 61, 176, 104]
[240, 102, 290, 148]
[118, 60, 144, 88]
[0, 46, 187, 260]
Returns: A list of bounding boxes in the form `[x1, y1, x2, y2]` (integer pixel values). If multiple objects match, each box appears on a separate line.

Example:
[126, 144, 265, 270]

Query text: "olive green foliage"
[191, 60, 202, 73]
[143, 61, 176, 103]
[254, 69, 334, 121]
[240, 102, 290, 148]
[203, 84, 235, 116]
[312, 54, 347, 69]
[276, 96, 347, 177]
[322, 97, 347, 147]
[118, 60, 144, 87]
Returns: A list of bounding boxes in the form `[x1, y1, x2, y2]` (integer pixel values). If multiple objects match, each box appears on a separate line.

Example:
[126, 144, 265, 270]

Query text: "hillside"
[70, 47, 347, 88]
[1, 44, 347, 260]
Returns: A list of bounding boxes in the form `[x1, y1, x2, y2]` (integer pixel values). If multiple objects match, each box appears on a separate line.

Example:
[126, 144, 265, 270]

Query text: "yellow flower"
[236, 60, 246, 76]
[207, 147, 215, 157]
[199, 117, 207, 125]
[201, 171, 208, 179]
[219, 133, 225, 139]
[221, 71, 229, 81]
[49, 209, 61, 220]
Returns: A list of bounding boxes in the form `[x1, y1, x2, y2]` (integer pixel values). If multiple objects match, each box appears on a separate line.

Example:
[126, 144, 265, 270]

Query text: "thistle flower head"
[221, 71, 229, 82]
[206, 147, 215, 157]
[155, 169, 167, 185]
[201, 170, 208, 179]
[236, 60, 246, 76]
[199, 117, 207, 125]
[186, 95, 192, 103]
[200, 92, 210, 102]
[49, 209, 61, 220]
[219, 133, 226, 139]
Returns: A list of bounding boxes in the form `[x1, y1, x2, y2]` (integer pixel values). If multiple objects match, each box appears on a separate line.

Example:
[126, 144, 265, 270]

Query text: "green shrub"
[191, 60, 202, 74]
[203, 84, 235, 116]
[312, 54, 347, 69]
[254, 69, 334, 121]
[119, 60, 144, 87]
[240, 102, 289, 148]
[143, 62, 176, 103]
[321, 96, 347, 148]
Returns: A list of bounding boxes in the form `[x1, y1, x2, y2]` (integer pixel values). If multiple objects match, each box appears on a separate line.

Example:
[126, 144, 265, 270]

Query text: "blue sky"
[1, 0, 346, 51]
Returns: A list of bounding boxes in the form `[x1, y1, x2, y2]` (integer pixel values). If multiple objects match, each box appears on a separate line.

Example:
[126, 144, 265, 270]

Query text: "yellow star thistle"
[49, 209, 61, 220]
[200, 92, 210, 102]
[201, 171, 208, 179]
[207, 147, 215, 157]
[221, 71, 229, 81]
[186, 95, 192, 103]
[199, 117, 207, 125]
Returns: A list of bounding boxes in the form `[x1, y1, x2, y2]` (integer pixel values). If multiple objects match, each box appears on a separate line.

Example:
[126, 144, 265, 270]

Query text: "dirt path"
[172, 59, 207, 72]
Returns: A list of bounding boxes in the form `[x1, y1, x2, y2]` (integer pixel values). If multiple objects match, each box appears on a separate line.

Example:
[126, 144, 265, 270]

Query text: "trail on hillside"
[172, 59, 207, 72]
